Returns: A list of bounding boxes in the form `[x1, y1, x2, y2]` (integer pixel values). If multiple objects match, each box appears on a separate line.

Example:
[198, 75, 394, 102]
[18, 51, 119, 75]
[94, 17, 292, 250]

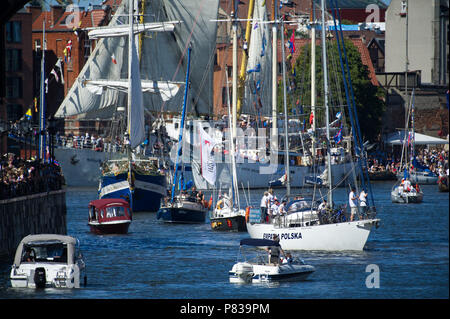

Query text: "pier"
[0, 189, 66, 260]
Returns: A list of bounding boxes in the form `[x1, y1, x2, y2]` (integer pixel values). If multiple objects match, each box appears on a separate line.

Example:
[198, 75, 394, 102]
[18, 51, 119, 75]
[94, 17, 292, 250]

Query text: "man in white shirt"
[348, 187, 358, 221]
[260, 191, 269, 223]
[359, 189, 368, 218]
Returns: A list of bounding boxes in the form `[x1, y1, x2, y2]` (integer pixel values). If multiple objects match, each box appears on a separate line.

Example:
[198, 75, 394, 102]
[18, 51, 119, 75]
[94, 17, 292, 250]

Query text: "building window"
[6, 77, 23, 99]
[6, 104, 23, 122]
[5, 49, 22, 72]
[84, 35, 92, 62]
[6, 21, 22, 43]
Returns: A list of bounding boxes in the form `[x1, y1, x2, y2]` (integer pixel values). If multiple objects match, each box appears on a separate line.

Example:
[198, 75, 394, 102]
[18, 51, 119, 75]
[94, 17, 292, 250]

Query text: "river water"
[0, 181, 448, 300]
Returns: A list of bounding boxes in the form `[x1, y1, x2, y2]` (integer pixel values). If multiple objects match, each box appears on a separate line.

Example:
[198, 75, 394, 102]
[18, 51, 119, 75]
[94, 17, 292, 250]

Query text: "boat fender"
[245, 207, 250, 223]
[34, 267, 46, 289]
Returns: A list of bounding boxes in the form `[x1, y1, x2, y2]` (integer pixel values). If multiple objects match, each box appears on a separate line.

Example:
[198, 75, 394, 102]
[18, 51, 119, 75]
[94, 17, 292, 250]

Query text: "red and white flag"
[111, 53, 117, 64]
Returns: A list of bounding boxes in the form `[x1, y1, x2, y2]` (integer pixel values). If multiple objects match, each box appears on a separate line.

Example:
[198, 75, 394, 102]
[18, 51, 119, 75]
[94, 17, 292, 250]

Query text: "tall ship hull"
[99, 166, 166, 212]
[55, 147, 121, 187]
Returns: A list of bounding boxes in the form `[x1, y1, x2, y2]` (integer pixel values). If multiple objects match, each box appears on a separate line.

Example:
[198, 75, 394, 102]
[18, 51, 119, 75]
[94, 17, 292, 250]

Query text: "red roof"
[32, 8, 109, 32]
[89, 198, 130, 208]
[278, 37, 379, 86]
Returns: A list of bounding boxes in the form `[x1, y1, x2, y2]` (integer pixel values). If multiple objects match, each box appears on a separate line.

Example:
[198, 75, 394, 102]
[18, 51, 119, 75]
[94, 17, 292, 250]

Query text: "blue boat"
[156, 47, 208, 223]
[99, 158, 167, 212]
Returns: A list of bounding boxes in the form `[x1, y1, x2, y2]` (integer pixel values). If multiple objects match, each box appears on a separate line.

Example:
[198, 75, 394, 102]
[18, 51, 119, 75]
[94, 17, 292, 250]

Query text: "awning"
[385, 131, 449, 145]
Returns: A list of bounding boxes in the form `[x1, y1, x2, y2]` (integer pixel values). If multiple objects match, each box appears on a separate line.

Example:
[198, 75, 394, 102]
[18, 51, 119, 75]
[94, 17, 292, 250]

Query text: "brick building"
[29, 3, 117, 125]
[212, 0, 382, 117]
[0, 8, 33, 154]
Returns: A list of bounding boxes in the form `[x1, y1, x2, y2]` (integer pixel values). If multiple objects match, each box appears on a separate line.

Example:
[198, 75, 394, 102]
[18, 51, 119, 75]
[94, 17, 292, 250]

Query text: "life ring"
[245, 207, 250, 223]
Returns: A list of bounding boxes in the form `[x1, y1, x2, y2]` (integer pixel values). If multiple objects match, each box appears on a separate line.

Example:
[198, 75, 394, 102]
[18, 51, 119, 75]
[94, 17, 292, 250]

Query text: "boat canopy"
[13, 234, 77, 266]
[89, 198, 130, 209]
[240, 238, 280, 247]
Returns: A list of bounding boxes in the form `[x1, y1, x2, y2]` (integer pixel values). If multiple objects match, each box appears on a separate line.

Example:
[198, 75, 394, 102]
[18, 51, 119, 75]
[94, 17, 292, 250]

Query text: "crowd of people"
[367, 147, 449, 177]
[0, 154, 65, 200]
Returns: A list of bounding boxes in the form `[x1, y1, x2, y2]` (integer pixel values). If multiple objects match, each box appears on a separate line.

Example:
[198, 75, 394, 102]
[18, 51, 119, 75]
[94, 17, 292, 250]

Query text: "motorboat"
[88, 198, 132, 234]
[229, 238, 315, 284]
[157, 193, 208, 223]
[391, 181, 423, 203]
[10, 234, 86, 288]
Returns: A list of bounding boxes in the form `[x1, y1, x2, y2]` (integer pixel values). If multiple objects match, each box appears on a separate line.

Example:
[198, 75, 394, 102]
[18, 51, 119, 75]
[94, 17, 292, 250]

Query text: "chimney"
[26, 4, 42, 23]
[50, 5, 64, 26]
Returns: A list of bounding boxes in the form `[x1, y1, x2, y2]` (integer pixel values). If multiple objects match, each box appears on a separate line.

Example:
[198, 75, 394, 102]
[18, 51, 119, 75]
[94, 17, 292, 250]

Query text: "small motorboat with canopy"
[10, 234, 86, 288]
[88, 198, 132, 234]
[229, 238, 315, 284]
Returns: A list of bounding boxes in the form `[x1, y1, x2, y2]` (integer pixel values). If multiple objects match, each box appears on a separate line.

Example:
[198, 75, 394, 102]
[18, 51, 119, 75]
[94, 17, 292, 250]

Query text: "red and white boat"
[88, 198, 132, 234]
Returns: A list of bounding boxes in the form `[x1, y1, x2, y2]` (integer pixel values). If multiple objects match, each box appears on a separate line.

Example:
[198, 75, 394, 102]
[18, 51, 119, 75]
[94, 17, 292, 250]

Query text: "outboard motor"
[34, 267, 46, 288]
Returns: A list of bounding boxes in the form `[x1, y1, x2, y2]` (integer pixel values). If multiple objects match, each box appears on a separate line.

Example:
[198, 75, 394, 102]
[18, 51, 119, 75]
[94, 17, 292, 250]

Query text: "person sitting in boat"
[189, 186, 198, 201]
[281, 252, 293, 264]
[415, 183, 421, 192]
[22, 247, 35, 262]
[196, 190, 205, 204]
[265, 234, 285, 265]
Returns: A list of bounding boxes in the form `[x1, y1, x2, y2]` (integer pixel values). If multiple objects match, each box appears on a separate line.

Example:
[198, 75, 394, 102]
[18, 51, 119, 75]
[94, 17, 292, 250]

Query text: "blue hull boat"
[99, 169, 166, 212]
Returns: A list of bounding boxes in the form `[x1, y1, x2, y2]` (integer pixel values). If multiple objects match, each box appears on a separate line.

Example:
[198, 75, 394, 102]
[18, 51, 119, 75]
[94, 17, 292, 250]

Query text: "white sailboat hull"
[246, 219, 380, 251]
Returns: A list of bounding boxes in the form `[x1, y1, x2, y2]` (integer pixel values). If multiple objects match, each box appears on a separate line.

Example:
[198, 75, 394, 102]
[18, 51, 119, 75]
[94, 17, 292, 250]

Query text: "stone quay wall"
[0, 189, 66, 260]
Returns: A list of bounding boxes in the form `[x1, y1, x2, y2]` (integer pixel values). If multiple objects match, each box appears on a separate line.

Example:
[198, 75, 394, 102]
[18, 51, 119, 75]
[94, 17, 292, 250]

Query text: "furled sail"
[241, 0, 272, 116]
[141, 0, 219, 115]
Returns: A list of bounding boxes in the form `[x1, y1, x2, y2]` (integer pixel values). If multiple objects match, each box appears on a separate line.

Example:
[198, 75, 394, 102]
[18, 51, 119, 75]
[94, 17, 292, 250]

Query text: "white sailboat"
[246, 0, 380, 251]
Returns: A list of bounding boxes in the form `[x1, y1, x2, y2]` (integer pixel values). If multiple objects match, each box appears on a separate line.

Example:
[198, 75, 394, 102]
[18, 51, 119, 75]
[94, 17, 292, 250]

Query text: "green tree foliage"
[278, 38, 385, 142]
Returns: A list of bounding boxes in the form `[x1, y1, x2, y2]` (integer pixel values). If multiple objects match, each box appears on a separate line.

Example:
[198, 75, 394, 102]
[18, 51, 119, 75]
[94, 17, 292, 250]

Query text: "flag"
[247, 63, 261, 74]
[208, 194, 213, 209]
[334, 126, 343, 144]
[288, 30, 295, 54]
[111, 53, 117, 64]
[25, 108, 32, 120]
[309, 112, 314, 125]
[199, 126, 216, 185]
[55, 58, 64, 84]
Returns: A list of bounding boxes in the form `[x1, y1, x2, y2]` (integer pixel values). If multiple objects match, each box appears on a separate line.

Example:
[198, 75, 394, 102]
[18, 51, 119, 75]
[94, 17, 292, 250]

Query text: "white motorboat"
[10, 234, 86, 288]
[229, 238, 315, 284]
[391, 183, 423, 203]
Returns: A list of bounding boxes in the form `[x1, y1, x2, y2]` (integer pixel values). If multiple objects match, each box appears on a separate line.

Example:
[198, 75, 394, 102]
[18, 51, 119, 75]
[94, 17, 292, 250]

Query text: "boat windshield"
[105, 206, 126, 218]
[21, 243, 68, 263]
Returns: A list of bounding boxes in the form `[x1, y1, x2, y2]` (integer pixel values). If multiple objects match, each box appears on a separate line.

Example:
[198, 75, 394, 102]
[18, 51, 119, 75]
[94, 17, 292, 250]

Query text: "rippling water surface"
[0, 181, 448, 299]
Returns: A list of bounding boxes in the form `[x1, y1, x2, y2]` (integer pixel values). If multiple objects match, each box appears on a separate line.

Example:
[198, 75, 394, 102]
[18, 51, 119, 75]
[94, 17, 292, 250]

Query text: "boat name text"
[263, 232, 302, 240]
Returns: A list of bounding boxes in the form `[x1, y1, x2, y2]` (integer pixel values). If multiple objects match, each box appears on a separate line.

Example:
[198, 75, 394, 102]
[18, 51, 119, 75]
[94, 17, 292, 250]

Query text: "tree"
[278, 38, 385, 142]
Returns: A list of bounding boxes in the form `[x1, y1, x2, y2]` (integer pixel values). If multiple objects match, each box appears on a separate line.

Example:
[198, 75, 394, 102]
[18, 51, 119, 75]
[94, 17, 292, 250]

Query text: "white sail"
[241, 0, 272, 116]
[54, 2, 128, 118]
[83, 79, 181, 101]
[86, 21, 180, 39]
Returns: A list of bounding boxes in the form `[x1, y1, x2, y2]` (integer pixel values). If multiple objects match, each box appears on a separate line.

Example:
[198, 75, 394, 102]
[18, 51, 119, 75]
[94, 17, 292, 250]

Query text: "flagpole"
[39, 18, 46, 162]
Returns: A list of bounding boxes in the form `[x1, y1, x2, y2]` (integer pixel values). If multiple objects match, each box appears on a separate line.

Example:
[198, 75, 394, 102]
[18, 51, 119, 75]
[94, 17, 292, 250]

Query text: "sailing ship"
[54, 0, 218, 189]
[245, 0, 380, 251]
